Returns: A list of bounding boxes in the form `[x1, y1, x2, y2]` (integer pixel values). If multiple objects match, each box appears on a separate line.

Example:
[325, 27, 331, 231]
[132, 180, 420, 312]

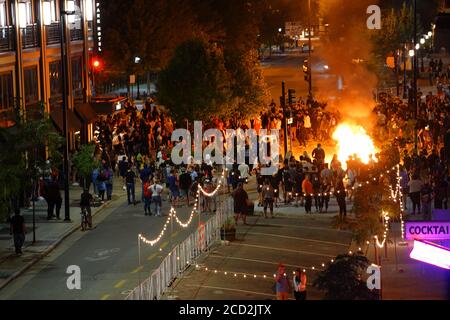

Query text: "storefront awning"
[50, 108, 82, 132]
[74, 103, 97, 123]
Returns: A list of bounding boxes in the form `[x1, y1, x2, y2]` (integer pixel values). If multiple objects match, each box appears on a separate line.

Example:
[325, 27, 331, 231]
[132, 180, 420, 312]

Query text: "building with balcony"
[0, 0, 100, 147]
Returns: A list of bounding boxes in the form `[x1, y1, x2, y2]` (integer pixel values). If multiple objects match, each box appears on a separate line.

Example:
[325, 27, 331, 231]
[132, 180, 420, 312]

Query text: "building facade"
[0, 0, 100, 146]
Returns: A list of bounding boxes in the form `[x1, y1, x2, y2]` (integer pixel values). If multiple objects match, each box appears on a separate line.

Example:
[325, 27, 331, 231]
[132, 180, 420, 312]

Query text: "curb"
[0, 196, 122, 292]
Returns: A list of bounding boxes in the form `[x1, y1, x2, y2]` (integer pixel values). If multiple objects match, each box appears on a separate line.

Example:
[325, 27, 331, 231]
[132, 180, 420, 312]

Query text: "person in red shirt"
[302, 175, 314, 214]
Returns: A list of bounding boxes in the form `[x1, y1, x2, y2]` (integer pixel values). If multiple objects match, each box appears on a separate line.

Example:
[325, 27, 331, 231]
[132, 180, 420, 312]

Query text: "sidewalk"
[0, 178, 128, 291]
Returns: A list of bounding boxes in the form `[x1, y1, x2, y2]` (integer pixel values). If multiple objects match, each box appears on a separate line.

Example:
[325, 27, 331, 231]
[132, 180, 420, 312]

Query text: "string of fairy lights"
[138, 162, 406, 256]
[138, 169, 227, 247]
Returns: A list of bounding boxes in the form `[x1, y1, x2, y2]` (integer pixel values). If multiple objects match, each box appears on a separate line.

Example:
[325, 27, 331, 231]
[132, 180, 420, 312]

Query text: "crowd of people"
[374, 87, 450, 219]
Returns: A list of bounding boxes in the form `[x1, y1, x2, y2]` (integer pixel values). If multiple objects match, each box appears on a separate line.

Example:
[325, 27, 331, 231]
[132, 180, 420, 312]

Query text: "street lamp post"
[413, 0, 418, 156]
[59, 0, 77, 222]
[307, 0, 313, 101]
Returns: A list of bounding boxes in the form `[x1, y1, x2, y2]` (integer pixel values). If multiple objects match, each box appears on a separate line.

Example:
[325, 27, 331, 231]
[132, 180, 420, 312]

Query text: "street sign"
[405, 222, 450, 241]
[130, 75, 136, 84]
[410, 240, 450, 270]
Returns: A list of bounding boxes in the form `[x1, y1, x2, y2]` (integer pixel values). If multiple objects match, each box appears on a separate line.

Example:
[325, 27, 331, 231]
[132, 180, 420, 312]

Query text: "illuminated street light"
[415, 43, 420, 50]
[278, 28, 282, 33]
[428, 31, 432, 37]
[425, 34, 429, 40]
[420, 38, 425, 45]
[409, 49, 415, 57]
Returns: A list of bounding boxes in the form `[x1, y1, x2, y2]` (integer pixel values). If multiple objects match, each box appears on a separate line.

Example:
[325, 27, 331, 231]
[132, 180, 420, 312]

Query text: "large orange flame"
[332, 123, 378, 165]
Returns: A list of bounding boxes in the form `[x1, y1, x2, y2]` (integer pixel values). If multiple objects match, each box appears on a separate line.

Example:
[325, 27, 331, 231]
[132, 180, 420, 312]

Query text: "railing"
[22, 24, 38, 49]
[0, 26, 14, 52]
[125, 196, 234, 300]
[46, 22, 61, 45]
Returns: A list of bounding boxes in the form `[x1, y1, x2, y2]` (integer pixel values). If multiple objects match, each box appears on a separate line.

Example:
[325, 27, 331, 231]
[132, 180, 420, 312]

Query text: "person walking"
[233, 183, 249, 225]
[9, 209, 26, 255]
[262, 179, 275, 219]
[275, 263, 291, 300]
[293, 269, 307, 300]
[167, 169, 180, 207]
[105, 166, 113, 201]
[151, 178, 164, 216]
[302, 175, 314, 214]
[125, 165, 136, 205]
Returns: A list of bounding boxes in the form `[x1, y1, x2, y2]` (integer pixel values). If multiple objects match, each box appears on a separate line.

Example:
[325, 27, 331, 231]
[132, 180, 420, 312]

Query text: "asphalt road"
[0, 196, 213, 300]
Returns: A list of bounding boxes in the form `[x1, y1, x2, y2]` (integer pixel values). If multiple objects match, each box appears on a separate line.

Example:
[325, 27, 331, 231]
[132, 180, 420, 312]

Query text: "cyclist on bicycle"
[80, 189, 93, 230]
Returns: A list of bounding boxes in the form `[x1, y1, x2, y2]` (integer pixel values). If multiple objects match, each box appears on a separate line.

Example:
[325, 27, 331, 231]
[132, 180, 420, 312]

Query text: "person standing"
[143, 178, 152, 216]
[262, 179, 275, 219]
[302, 175, 314, 214]
[312, 144, 326, 172]
[45, 178, 62, 220]
[408, 175, 424, 215]
[275, 264, 291, 300]
[179, 168, 192, 206]
[233, 183, 249, 225]
[335, 178, 347, 220]
[105, 166, 113, 201]
[151, 178, 164, 216]
[293, 269, 307, 300]
[167, 169, 180, 207]
[10, 209, 26, 255]
[125, 165, 136, 205]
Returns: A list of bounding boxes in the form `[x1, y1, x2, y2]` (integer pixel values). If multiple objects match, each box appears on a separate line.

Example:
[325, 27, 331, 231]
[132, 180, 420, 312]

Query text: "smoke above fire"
[317, 0, 379, 124]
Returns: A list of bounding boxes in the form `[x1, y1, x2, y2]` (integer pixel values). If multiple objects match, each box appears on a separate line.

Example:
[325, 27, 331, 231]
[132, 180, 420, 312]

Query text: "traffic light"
[303, 59, 310, 82]
[288, 89, 296, 106]
[91, 57, 103, 71]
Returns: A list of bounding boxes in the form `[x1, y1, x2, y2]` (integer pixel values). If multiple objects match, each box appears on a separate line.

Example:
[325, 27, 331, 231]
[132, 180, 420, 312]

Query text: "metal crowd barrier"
[125, 195, 234, 300]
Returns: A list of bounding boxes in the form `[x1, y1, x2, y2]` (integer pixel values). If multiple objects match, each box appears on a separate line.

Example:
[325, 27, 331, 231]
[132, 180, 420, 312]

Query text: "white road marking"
[232, 243, 336, 258]
[236, 231, 349, 247]
[185, 284, 274, 298]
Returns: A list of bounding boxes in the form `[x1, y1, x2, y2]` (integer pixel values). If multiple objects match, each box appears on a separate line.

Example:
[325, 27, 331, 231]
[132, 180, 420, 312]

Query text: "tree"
[313, 253, 378, 300]
[0, 105, 63, 221]
[224, 49, 268, 127]
[102, 0, 202, 75]
[157, 39, 231, 123]
[72, 144, 99, 190]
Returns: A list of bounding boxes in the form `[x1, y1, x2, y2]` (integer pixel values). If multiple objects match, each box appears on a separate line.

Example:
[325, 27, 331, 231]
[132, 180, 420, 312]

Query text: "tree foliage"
[313, 253, 378, 300]
[72, 144, 99, 190]
[157, 39, 231, 123]
[0, 106, 63, 221]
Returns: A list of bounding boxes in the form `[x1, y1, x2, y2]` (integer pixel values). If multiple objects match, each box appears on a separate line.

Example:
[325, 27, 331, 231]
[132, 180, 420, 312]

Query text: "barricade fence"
[125, 195, 234, 300]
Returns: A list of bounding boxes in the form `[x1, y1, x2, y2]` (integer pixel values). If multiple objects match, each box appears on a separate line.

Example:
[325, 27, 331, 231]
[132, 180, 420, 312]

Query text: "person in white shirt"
[238, 163, 250, 183]
[150, 178, 164, 216]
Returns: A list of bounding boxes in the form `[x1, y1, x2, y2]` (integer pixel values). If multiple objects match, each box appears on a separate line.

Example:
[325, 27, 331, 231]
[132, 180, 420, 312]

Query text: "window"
[24, 66, 38, 105]
[71, 56, 83, 98]
[0, 71, 13, 110]
[49, 60, 62, 109]
[0, 1, 6, 27]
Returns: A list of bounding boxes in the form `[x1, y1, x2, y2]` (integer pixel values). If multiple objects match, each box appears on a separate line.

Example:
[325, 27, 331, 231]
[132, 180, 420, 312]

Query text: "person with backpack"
[143, 178, 153, 216]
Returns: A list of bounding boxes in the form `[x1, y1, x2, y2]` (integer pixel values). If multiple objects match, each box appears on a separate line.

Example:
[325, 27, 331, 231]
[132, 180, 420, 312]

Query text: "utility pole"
[281, 81, 288, 157]
[60, 0, 72, 222]
[308, 0, 313, 101]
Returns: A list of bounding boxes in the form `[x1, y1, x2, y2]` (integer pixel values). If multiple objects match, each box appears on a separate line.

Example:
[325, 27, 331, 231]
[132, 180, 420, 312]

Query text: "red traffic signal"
[91, 57, 103, 70]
